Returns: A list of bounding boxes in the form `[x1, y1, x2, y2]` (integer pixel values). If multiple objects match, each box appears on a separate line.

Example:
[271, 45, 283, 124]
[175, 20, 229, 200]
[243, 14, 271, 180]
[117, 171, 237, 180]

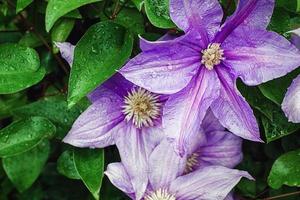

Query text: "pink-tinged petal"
[223, 27, 300, 86]
[63, 90, 124, 148]
[169, 0, 223, 42]
[214, 0, 274, 43]
[169, 166, 254, 200]
[105, 162, 134, 195]
[282, 75, 300, 123]
[289, 28, 300, 49]
[163, 69, 220, 155]
[211, 66, 262, 142]
[120, 37, 201, 94]
[199, 130, 243, 168]
[114, 125, 151, 200]
[55, 42, 75, 66]
[148, 140, 186, 190]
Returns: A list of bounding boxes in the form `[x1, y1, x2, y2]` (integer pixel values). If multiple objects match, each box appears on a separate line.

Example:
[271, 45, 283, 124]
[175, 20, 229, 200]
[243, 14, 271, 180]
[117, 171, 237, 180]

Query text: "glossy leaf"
[2, 140, 50, 192]
[0, 117, 55, 157]
[74, 148, 104, 200]
[259, 68, 300, 105]
[131, 0, 144, 11]
[45, 0, 102, 32]
[268, 149, 300, 189]
[144, 0, 175, 28]
[101, 8, 145, 35]
[68, 21, 133, 107]
[238, 83, 300, 142]
[16, 0, 33, 13]
[57, 150, 80, 180]
[0, 44, 45, 94]
[13, 96, 84, 138]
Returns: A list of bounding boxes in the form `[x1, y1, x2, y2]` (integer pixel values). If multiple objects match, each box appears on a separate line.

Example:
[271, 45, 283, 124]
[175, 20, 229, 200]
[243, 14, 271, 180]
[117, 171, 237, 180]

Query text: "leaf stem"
[262, 191, 300, 200]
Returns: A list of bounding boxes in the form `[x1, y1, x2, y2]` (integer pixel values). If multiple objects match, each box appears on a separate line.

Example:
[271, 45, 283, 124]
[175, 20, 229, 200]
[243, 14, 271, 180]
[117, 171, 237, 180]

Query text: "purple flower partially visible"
[105, 110, 246, 200]
[56, 43, 168, 199]
[119, 0, 300, 154]
[282, 28, 300, 123]
[105, 121, 251, 200]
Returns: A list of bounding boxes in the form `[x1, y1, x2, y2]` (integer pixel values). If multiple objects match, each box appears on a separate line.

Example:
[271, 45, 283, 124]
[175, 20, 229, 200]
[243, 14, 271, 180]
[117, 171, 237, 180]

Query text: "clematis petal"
[235, 0, 274, 29]
[88, 73, 133, 103]
[148, 140, 186, 190]
[222, 26, 300, 86]
[211, 66, 262, 142]
[114, 125, 152, 200]
[198, 130, 243, 168]
[201, 109, 225, 133]
[139, 33, 178, 52]
[105, 162, 134, 195]
[214, 0, 274, 43]
[163, 69, 220, 155]
[282, 75, 300, 123]
[55, 42, 75, 66]
[169, 0, 223, 42]
[169, 165, 253, 200]
[120, 36, 201, 94]
[63, 89, 124, 148]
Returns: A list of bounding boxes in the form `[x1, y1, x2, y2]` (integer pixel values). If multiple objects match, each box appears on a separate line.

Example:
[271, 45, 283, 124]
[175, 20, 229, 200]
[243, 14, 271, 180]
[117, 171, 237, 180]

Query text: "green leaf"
[0, 43, 45, 94]
[297, 0, 300, 12]
[45, 0, 102, 32]
[268, 149, 300, 189]
[238, 83, 300, 142]
[16, 0, 33, 13]
[0, 117, 55, 157]
[68, 21, 133, 107]
[144, 0, 175, 28]
[74, 148, 104, 200]
[2, 140, 50, 192]
[101, 8, 145, 35]
[131, 0, 144, 11]
[268, 8, 291, 34]
[57, 150, 80, 180]
[259, 68, 300, 105]
[0, 93, 27, 119]
[262, 111, 300, 143]
[12, 97, 85, 138]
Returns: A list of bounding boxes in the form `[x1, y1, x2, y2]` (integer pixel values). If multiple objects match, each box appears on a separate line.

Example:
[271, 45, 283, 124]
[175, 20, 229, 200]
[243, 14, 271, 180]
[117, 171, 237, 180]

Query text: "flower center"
[122, 88, 161, 128]
[144, 189, 176, 200]
[184, 153, 199, 173]
[201, 43, 224, 70]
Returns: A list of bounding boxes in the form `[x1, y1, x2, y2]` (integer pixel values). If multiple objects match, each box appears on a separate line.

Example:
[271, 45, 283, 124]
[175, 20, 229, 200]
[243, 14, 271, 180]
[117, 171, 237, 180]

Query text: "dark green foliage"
[0, 0, 299, 199]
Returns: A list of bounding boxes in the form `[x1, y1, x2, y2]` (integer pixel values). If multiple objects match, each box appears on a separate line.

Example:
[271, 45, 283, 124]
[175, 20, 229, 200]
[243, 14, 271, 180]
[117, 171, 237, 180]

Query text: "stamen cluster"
[185, 153, 199, 173]
[201, 43, 225, 70]
[144, 188, 176, 200]
[122, 88, 161, 128]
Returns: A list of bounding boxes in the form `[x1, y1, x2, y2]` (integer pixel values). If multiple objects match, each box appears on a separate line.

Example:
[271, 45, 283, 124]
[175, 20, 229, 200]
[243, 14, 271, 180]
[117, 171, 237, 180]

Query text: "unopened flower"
[119, 0, 300, 154]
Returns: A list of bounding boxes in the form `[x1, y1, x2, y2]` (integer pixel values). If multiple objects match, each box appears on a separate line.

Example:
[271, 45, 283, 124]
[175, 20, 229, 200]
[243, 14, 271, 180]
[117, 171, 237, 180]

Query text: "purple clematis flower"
[282, 28, 300, 123]
[105, 132, 252, 200]
[105, 110, 245, 200]
[119, 0, 300, 154]
[56, 42, 168, 198]
[182, 110, 243, 173]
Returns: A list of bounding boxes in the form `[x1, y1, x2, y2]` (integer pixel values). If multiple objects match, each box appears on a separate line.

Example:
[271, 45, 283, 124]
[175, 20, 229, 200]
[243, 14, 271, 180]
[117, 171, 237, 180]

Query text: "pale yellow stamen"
[201, 43, 225, 70]
[184, 153, 199, 173]
[144, 188, 176, 200]
[122, 88, 161, 128]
